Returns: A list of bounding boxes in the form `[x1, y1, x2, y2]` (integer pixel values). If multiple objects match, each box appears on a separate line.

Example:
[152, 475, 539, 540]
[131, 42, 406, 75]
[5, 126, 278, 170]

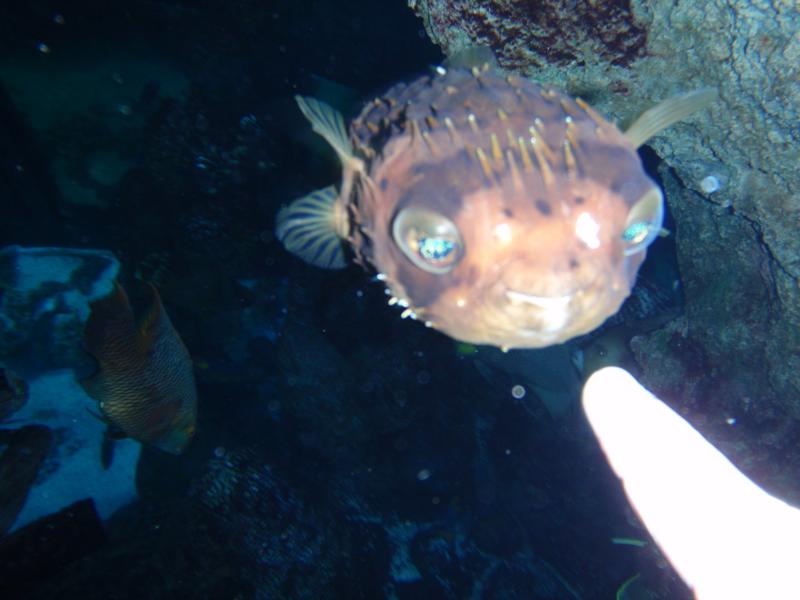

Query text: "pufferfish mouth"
[499, 274, 605, 337]
[501, 288, 577, 335]
[504, 289, 573, 311]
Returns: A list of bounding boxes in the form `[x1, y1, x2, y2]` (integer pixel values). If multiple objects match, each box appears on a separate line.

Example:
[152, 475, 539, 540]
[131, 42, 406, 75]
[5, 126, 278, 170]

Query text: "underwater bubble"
[416, 370, 431, 385]
[36, 42, 51, 54]
[511, 384, 526, 399]
[214, 446, 226, 458]
[700, 175, 721, 194]
[416, 469, 431, 481]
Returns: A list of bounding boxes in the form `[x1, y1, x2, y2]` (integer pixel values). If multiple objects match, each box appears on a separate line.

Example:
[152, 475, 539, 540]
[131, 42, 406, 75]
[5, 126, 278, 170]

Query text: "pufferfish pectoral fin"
[624, 88, 718, 149]
[275, 185, 349, 269]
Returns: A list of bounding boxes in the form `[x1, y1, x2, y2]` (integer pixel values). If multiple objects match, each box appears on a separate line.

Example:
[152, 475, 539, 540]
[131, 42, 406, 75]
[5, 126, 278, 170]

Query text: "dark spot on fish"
[459, 264, 480, 288]
[395, 167, 465, 218]
[569, 258, 579, 269]
[574, 195, 585, 205]
[502, 208, 514, 218]
[380, 177, 389, 191]
[610, 179, 624, 193]
[535, 199, 552, 216]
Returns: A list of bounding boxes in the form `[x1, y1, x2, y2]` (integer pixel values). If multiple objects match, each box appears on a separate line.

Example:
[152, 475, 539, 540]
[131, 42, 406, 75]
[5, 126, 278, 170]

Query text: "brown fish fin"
[624, 88, 717, 148]
[295, 95, 363, 174]
[275, 186, 348, 269]
[85, 405, 111, 424]
[83, 282, 137, 361]
[135, 283, 167, 349]
[79, 368, 105, 404]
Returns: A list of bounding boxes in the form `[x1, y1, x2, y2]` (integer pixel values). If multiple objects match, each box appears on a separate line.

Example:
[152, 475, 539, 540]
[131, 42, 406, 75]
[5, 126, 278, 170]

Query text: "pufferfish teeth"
[505, 290, 572, 311]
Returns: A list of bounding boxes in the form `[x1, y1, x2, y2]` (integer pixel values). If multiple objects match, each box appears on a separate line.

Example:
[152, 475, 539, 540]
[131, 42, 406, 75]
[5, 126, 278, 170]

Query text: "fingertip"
[582, 366, 648, 436]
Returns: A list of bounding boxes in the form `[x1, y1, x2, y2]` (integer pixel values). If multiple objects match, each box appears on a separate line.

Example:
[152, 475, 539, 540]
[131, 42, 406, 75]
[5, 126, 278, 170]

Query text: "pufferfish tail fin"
[275, 185, 349, 269]
[625, 88, 718, 149]
[295, 95, 360, 172]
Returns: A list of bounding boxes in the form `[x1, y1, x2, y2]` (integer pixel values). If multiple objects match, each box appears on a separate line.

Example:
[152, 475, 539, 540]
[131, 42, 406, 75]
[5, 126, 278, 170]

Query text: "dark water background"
[0, 2, 691, 598]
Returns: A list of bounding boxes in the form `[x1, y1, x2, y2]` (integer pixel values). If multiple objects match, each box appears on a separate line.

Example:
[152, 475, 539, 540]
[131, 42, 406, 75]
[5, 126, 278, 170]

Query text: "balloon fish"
[276, 63, 715, 350]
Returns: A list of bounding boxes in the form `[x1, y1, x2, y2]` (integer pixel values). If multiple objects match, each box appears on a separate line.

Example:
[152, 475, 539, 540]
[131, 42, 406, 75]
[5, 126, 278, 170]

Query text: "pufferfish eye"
[392, 207, 463, 274]
[622, 187, 664, 256]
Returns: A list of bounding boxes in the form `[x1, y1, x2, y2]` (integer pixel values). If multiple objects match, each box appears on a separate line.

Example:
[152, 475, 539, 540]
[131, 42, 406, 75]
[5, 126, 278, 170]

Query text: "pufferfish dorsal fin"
[443, 45, 498, 71]
[295, 95, 359, 171]
[275, 185, 348, 269]
[624, 88, 717, 148]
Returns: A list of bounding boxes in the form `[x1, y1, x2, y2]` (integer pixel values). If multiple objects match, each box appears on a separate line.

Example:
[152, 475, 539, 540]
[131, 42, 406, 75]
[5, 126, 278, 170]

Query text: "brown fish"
[276, 63, 715, 349]
[80, 282, 197, 454]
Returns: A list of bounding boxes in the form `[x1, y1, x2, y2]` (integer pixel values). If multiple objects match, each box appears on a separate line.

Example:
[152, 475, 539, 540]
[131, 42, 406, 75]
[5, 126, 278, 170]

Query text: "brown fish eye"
[392, 207, 463, 274]
[622, 187, 664, 256]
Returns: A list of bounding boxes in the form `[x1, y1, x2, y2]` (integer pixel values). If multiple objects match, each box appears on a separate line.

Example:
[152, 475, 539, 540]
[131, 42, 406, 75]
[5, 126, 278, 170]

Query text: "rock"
[409, 0, 800, 422]
[0, 499, 106, 597]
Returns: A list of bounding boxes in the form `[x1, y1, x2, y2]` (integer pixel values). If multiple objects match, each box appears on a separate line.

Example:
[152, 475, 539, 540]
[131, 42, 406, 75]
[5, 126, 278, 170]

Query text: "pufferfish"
[276, 64, 714, 350]
[80, 282, 197, 454]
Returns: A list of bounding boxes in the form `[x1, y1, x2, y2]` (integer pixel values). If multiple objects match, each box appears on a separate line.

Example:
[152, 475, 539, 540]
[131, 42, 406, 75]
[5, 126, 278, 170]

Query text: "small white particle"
[700, 175, 721, 194]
